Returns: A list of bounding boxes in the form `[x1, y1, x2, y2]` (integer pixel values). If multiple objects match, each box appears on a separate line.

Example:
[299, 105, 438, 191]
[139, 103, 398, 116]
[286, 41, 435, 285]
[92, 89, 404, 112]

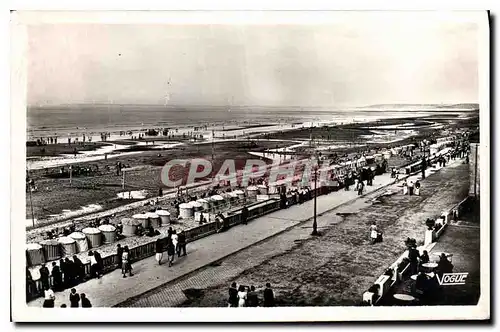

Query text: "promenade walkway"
[123, 158, 469, 307]
[29, 171, 396, 307]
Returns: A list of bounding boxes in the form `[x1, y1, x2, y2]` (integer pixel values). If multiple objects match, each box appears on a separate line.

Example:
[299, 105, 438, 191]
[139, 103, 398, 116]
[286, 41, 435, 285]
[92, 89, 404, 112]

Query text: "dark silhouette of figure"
[80, 293, 92, 308]
[39, 264, 50, 291]
[51, 262, 62, 291]
[69, 288, 80, 308]
[263, 283, 275, 307]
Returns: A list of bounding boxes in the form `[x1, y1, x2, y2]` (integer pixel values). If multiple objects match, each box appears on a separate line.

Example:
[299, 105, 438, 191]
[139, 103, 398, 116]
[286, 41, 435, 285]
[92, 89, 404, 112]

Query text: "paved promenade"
[125, 158, 469, 307]
[29, 171, 396, 307]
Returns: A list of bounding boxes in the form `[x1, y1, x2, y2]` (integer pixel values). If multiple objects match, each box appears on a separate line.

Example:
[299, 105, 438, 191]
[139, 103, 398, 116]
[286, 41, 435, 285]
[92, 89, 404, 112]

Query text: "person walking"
[177, 231, 187, 257]
[166, 241, 176, 267]
[69, 288, 80, 308]
[408, 181, 414, 196]
[122, 246, 133, 277]
[155, 238, 164, 265]
[116, 244, 123, 270]
[93, 251, 103, 278]
[241, 206, 249, 225]
[80, 293, 92, 308]
[421, 157, 427, 180]
[263, 283, 275, 307]
[227, 282, 238, 308]
[171, 230, 179, 254]
[357, 180, 364, 196]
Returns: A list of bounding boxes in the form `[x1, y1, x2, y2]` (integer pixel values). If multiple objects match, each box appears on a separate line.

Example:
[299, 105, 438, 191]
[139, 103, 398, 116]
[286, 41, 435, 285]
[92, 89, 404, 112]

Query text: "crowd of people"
[227, 282, 275, 307]
[28, 253, 88, 299]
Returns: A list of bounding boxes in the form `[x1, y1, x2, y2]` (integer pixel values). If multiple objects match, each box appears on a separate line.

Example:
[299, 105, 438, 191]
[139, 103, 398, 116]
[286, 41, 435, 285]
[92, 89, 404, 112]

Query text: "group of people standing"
[154, 228, 187, 267]
[41, 285, 92, 308]
[227, 282, 275, 308]
[30, 255, 87, 298]
[402, 180, 421, 196]
[116, 244, 134, 278]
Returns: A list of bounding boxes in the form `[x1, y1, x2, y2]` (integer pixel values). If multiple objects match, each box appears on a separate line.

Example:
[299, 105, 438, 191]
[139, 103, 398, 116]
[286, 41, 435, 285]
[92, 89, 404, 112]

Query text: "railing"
[26, 197, 285, 302]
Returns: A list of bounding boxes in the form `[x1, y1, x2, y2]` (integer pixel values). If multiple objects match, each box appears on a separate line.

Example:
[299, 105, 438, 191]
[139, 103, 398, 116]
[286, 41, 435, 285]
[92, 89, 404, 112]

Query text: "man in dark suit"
[116, 244, 123, 270]
[39, 264, 50, 291]
[263, 283, 275, 307]
[51, 262, 62, 291]
[69, 288, 80, 307]
[241, 206, 249, 225]
[227, 282, 238, 308]
[177, 231, 187, 257]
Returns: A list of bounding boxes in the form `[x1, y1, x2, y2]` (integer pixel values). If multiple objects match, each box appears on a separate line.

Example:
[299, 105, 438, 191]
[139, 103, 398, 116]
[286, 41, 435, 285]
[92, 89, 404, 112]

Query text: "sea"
[26, 105, 461, 141]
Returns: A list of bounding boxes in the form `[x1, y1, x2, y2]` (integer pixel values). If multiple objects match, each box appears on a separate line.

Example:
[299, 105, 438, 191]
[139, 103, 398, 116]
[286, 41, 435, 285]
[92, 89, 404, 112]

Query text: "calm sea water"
[26, 105, 441, 139]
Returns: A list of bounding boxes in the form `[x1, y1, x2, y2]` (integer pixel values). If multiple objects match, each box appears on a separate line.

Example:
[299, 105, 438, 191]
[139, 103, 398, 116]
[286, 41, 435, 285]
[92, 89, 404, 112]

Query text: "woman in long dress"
[237, 285, 248, 307]
[369, 223, 378, 244]
[402, 180, 408, 195]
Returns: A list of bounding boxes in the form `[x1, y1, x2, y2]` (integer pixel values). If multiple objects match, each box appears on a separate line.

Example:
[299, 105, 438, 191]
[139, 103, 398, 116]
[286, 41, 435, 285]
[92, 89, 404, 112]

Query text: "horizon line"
[28, 102, 480, 109]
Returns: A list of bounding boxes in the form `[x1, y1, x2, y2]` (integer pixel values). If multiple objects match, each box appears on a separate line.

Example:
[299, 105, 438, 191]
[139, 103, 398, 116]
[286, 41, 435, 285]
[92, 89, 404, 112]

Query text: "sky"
[27, 14, 480, 107]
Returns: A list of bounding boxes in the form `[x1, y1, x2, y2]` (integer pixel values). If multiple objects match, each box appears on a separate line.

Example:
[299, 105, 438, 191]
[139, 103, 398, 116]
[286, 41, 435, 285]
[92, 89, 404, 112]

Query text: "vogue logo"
[436, 273, 469, 286]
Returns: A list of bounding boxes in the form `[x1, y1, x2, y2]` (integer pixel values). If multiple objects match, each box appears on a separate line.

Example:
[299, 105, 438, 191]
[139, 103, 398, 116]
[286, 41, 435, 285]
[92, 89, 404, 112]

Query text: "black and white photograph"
[10, 10, 490, 322]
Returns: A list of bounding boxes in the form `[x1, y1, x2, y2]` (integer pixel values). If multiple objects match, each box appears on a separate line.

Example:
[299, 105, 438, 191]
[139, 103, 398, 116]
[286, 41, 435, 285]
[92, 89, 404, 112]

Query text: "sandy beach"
[25, 109, 478, 226]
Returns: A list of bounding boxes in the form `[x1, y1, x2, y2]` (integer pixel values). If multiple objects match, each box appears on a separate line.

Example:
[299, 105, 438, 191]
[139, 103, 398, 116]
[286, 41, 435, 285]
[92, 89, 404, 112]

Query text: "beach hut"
[197, 198, 210, 211]
[82, 227, 102, 249]
[98, 224, 117, 244]
[26, 243, 45, 267]
[210, 195, 225, 208]
[246, 186, 259, 198]
[257, 184, 268, 195]
[189, 201, 203, 212]
[132, 213, 149, 228]
[146, 212, 161, 228]
[179, 203, 194, 219]
[69, 232, 88, 252]
[121, 218, 141, 237]
[155, 210, 171, 226]
[233, 189, 245, 200]
[58, 236, 77, 256]
[40, 239, 61, 262]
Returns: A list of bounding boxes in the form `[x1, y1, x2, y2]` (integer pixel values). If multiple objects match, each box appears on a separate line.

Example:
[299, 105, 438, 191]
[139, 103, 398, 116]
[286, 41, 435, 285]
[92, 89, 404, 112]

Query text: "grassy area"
[26, 140, 293, 221]
[179, 163, 471, 307]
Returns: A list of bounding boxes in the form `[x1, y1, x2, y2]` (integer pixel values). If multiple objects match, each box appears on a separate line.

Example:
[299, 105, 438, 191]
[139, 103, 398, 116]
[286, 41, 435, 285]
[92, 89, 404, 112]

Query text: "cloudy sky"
[27, 14, 480, 107]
